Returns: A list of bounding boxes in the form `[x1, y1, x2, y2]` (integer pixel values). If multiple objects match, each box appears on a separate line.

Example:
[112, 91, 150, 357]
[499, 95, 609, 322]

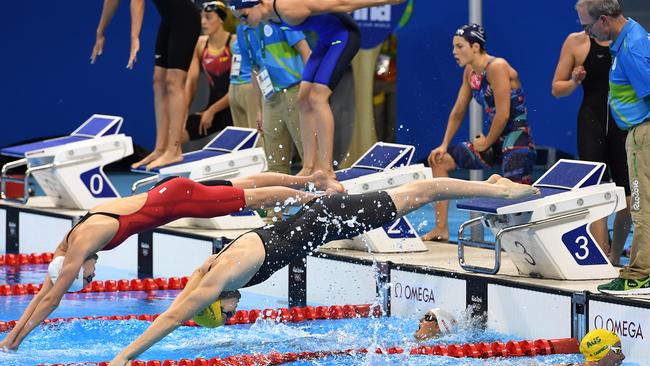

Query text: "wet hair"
[575, 0, 623, 19]
[218, 290, 242, 300]
[455, 24, 487, 52]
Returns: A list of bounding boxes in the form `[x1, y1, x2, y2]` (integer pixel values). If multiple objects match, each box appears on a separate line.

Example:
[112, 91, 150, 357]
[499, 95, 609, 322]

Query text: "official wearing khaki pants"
[261, 84, 303, 174]
[228, 82, 258, 130]
[621, 120, 650, 280]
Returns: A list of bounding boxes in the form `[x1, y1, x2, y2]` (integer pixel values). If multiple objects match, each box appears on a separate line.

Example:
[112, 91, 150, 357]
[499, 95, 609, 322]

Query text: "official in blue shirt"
[238, 22, 311, 174]
[576, 0, 650, 295]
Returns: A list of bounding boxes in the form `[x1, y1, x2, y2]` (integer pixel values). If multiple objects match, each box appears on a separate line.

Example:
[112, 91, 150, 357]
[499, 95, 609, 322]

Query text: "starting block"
[457, 159, 624, 279]
[132, 127, 266, 230]
[1, 114, 133, 209]
[332, 142, 431, 253]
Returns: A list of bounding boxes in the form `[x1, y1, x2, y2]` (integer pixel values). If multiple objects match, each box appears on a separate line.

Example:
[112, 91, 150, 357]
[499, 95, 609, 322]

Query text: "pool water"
[0, 302, 587, 366]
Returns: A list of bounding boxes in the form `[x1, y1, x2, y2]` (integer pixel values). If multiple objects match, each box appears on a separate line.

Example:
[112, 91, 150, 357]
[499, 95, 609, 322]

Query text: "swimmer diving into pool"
[108, 175, 539, 365]
[229, 0, 405, 179]
[0, 171, 342, 352]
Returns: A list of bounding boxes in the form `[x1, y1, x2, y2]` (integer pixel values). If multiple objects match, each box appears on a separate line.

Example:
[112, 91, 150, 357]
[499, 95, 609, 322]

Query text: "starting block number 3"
[561, 224, 608, 266]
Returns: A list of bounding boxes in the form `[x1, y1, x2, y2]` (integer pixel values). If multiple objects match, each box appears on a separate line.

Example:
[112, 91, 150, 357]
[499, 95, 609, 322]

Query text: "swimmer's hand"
[90, 34, 105, 64]
[126, 36, 140, 70]
[0, 338, 18, 352]
[108, 354, 131, 366]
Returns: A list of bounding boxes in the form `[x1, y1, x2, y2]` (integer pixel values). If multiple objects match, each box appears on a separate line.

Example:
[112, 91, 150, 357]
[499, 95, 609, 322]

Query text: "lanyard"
[242, 26, 267, 68]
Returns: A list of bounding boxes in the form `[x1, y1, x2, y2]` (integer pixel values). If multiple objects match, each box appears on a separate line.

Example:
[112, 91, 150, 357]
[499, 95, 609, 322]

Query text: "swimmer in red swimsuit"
[0, 170, 342, 351]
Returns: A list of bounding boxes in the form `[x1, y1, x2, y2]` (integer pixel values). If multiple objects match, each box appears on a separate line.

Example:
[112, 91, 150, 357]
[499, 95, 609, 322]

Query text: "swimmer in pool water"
[413, 308, 457, 341]
[107, 174, 539, 365]
[557, 328, 625, 366]
[0, 171, 342, 352]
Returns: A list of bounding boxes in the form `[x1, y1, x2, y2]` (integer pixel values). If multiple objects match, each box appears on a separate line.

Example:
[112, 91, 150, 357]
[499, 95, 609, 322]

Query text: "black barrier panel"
[138, 231, 153, 279]
[288, 256, 307, 308]
[5, 206, 19, 254]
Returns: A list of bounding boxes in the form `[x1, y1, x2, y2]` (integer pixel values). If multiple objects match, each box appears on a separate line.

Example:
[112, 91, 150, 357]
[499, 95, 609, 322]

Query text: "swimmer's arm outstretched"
[0, 252, 88, 351]
[0, 274, 54, 351]
[109, 257, 241, 365]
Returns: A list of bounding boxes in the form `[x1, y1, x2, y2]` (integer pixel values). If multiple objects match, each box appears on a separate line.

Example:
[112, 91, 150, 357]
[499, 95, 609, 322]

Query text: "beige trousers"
[621, 120, 650, 279]
[261, 85, 303, 174]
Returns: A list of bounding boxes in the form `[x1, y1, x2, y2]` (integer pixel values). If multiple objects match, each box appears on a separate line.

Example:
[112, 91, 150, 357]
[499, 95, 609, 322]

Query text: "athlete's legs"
[309, 83, 335, 178]
[297, 81, 318, 176]
[422, 150, 457, 241]
[132, 66, 170, 169]
[230, 170, 343, 192]
[387, 176, 539, 218]
[243, 187, 317, 209]
[147, 68, 189, 170]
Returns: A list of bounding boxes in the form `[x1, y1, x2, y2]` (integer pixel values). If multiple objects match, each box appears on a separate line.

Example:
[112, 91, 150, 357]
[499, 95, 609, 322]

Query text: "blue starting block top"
[336, 142, 414, 181]
[1, 115, 123, 158]
[457, 160, 606, 214]
[132, 127, 259, 174]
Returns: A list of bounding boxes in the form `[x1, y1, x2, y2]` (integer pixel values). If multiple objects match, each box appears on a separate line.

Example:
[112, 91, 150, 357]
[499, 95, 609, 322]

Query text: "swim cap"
[193, 300, 224, 327]
[228, 0, 260, 10]
[427, 308, 457, 334]
[579, 329, 621, 362]
[455, 24, 487, 49]
[47, 256, 85, 292]
[202, 1, 228, 21]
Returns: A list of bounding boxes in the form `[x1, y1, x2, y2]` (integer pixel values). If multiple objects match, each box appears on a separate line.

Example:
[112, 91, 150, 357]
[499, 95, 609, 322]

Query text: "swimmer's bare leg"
[231, 170, 344, 192]
[386, 177, 539, 217]
[243, 187, 318, 209]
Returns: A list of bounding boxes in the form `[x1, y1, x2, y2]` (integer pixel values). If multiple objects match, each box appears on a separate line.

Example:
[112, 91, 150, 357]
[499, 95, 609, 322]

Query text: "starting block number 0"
[80, 167, 117, 198]
[88, 174, 105, 195]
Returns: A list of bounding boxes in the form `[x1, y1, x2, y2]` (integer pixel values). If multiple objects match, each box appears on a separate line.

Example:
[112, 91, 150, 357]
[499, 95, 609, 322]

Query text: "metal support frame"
[1, 155, 97, 203]
[131, 168, 242, 194]
[458, 209, 589, 274]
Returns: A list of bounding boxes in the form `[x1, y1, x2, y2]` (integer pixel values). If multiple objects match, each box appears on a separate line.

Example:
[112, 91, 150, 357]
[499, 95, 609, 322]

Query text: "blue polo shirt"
[609, 18, 650, 129]
[237, 23, 305, 91]
[229, 38, 252, 85]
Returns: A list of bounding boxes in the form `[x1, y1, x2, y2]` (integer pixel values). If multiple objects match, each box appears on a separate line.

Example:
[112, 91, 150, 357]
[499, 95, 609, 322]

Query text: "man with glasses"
[575, 0, 650, 295]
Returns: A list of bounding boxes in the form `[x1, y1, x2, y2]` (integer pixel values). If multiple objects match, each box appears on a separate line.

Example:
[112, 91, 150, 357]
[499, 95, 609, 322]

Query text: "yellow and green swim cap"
[193, 300, 224, 328]
[579, 329, 621, 362]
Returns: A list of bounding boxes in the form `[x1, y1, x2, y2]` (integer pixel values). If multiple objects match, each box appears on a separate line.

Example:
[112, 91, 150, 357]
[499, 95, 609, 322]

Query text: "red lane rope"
[0, 304, 383, 332]
[0, 252, 53, 266]
[38, 338, 580, 366]
[0, 276, 193, 296]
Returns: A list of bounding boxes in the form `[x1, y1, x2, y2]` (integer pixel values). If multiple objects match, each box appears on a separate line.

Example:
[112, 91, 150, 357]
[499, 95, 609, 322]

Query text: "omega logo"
[594, 315, 644, 339]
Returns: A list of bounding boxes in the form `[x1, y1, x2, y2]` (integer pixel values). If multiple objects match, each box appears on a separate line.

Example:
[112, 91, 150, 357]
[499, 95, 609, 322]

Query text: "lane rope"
[38, 337, 580, 365]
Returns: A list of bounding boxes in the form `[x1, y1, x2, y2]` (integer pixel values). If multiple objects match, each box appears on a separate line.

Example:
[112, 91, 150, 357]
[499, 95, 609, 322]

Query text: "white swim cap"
[47, 256, 85, 292]
[428, 308, 457, 334]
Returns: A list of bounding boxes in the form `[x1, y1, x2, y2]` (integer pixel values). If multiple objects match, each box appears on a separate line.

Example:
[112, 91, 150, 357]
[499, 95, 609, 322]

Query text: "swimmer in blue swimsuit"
[422, 24, 537, 243]
[228, 0, 404, 179]
[109, 175, 539, 364]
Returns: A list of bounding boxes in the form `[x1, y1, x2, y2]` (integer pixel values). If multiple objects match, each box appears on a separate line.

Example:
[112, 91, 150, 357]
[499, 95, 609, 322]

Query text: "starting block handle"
[1, 158, 29, 204]
[194, 168, 241, 182]
[458, 216, 502, 274]
[131, 175, 160, 194]
[458, 209, 590, 275]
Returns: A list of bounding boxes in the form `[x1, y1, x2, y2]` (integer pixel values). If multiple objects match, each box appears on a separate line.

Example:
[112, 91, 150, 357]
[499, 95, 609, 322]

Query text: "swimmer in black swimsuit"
[109, 175, 540, 364]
